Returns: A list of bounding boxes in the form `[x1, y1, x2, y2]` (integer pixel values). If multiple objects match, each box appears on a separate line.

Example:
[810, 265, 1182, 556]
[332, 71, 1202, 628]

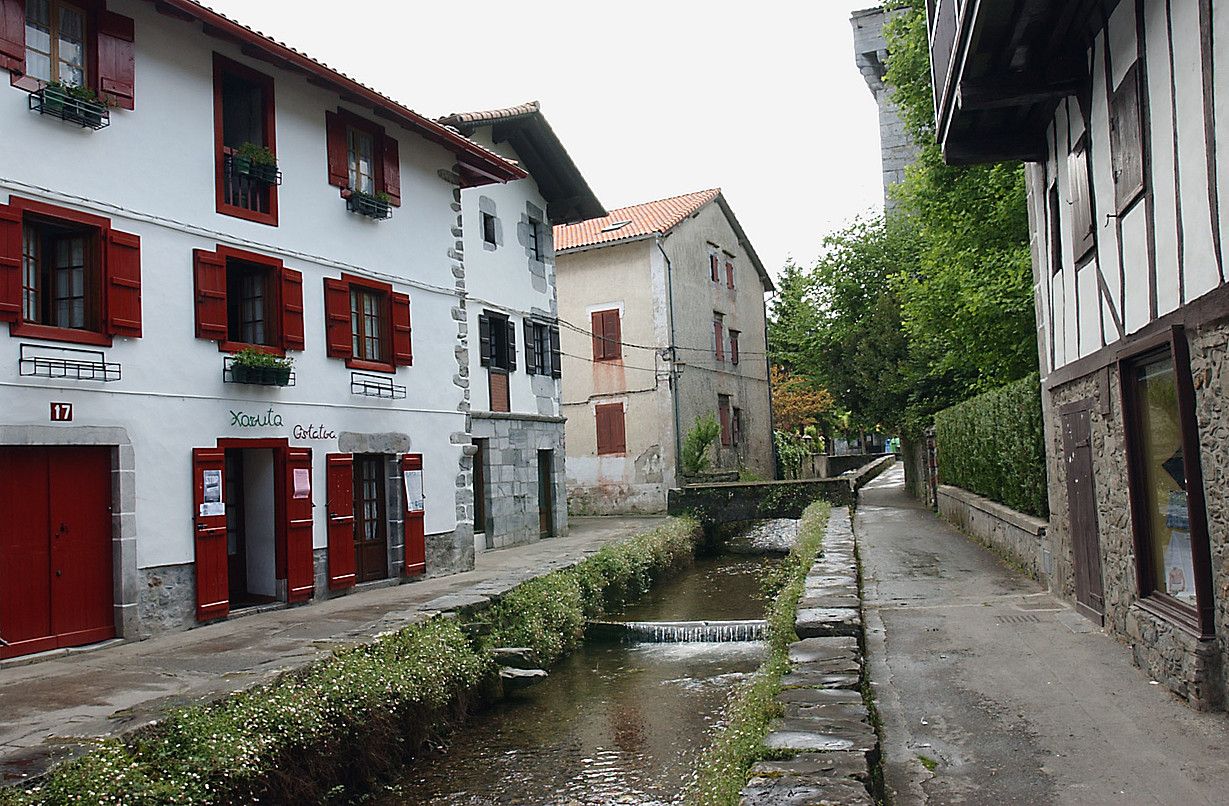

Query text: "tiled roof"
[439, 101, 542, 129]
[553, 189, 720, 251]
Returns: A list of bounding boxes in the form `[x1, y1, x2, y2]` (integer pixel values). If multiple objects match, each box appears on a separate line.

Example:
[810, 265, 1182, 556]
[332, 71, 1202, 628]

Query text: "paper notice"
[403, 469, 425, 512]
[293, 468, 311, 499]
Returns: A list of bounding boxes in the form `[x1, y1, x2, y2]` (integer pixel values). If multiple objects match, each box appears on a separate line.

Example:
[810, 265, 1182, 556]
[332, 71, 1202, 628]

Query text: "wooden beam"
[941, 133, 1046, 165]
[154, 1, 196, 21]
[957, 73, 1085, 110]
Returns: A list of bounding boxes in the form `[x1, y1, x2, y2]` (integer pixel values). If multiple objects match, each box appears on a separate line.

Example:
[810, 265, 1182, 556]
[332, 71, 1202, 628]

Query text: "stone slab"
[798, 594, 861, 609]
[764, 718, 878, 754]
[749, 750, 870, 782]
[777, 687, 864, 706]
[782, 700, 871, 724]
[779, 671, 861, 690]
[788, 636, 860, 665]
[740, 776, 873, 806]
[796, 607, 862, 638]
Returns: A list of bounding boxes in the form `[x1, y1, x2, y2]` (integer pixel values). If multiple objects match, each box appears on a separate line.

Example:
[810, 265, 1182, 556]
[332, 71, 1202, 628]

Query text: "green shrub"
[933, 372, 1048, 517]
[681, 414, 721, 475]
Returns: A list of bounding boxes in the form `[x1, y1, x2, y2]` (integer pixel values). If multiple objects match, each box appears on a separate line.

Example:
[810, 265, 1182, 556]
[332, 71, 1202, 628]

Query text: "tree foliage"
[770, 365, 834, 433]
[680, 414, 721, 476]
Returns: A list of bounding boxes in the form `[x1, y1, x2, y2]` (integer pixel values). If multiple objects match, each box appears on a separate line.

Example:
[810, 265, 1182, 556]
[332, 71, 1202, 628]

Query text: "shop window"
[714, 312, 725, 361]
[0, 196, 141, 344]
[524, 318, 561, 378]
[193, 246, 304, 353]
[718, 395, 732, 447]
[214, 55, 277, 225]
[0, 1, 136, 108]
[1121, 331, 1214, 636]
[325, 108, 401, 206]
[595, 402, 626, 455]
[1111, 62, 1145, 212]
[730, 329, 740, 365]
[324, 273, 411, 371]
[591, 308, 621, 361]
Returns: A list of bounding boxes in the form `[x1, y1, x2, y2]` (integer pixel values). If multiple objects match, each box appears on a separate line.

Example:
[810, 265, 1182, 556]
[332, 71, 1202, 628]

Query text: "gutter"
[656, 236, 684, 487]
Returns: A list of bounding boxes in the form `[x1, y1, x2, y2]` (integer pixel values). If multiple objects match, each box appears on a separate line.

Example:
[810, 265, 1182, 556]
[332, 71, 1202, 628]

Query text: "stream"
[379, 526, 792, 805]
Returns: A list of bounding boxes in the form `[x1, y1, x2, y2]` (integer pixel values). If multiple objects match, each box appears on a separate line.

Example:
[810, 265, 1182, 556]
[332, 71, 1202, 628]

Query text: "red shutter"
[192, 249, 227, 340]
[106, 228, 141, 337]
[96, 11, 135, 110]
[402, 454, 426, 577]
[731, 332, 740, 365]
[325, 111, 348, 188]
[380, 134, 401, 207]
[726, 261, 734, 289]
[323, 277, 351, 357]
[0, 0, 24, 73]
[595, 406, 608, 453]
[281, 268, 305, 351]
[596, 403, 625, 455]
[719, 399, 732, 447]
[590, 311, 603, 359]
[285, 447, 315, 603]
[610, 405, 626, 453]
[604, 311, 621, 359]
[714, 318, 724, 361]
[0, 202, 21, 322]
[710, 254, 719, 282]
[391, 291, 412, 366]
[325, 453, 356, 591]
[192, 448, 229, 622]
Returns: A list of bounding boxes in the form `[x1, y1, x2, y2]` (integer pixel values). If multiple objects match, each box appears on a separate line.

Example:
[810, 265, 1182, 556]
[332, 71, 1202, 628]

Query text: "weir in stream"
[379, 522, 797, 805]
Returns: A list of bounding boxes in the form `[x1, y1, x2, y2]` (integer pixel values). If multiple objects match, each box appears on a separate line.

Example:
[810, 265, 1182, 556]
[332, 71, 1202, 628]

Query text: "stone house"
[928, 0, 1229, 709]
[0, 0, 530, 658]
[554, 190, 776, 514]
[437, 102, 604, 551]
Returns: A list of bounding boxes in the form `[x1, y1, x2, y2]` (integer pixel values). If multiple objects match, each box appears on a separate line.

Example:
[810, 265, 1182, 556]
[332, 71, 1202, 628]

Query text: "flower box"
[233, 156, 280, 185]
[30, 85, 109, 130]
[346, 192, 392, 220]
[229, 363, 292, 386]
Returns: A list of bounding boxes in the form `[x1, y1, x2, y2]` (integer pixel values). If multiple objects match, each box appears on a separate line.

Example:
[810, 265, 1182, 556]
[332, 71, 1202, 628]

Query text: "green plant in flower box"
[232, 142, 279, 184]
[230, 347, 293, 386]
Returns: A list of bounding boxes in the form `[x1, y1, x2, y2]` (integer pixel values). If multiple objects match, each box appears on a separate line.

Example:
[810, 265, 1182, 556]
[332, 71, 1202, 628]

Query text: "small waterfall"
[591, 619, 767, 643]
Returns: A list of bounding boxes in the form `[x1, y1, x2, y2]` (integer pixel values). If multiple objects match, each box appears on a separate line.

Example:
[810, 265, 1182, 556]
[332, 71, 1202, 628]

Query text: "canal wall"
[740, 508, 881, 805]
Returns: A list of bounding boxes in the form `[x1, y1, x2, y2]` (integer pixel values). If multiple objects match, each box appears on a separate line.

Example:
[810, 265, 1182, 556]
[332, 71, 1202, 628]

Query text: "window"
[1068, 136, 1094, 260]
[194, 246, 303, 353]
[714, 312, 725, 361]
[323, 273, 411, 370]
[482, 212, 497, 247]
[325, 108, 401, 207]
[1121, 333, 1214, 635]
[732, 407, 743, 446]
[725, 258, 735, 289]
[214, 55, 277, 224]
[595, 403, 626, 455]
[591, 308, 621, 361]
[478, 311, 516, 371]
[2, 2, 135, 109]
[524, 319, 562, 378]
[528, 218, 543, 262]
[1111, 63, 1145, 212]
[718, 395, 733, 447]
[729, 330, 740, 365]
[353, 454, 388, 583]
[709, 253, 720, 283]
[1048, 183, 1063, 275]
[1, 196, 142, 344]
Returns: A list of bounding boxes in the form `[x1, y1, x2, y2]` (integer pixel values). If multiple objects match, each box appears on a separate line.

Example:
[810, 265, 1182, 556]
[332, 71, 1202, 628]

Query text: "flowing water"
[379, 551, 781, 805]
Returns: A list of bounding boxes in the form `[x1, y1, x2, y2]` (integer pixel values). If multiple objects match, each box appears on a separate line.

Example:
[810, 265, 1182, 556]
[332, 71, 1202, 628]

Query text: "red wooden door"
[285, 448, 315, 603]
[401, 454, 425, 577]
[325, 453, 356, 591]
[1, 447, 113, 659]
[193, 448, 229, 622]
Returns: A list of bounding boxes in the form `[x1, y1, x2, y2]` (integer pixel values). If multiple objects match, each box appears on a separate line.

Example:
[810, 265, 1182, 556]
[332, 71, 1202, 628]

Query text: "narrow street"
[858, 466, 1229, 806]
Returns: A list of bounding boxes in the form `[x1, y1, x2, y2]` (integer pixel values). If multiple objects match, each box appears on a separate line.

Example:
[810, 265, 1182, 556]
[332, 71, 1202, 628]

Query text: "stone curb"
[740, 507, 879, 806]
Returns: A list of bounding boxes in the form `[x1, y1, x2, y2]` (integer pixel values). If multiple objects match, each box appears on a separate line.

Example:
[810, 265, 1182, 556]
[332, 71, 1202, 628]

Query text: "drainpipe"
[656, 236, 684, 486]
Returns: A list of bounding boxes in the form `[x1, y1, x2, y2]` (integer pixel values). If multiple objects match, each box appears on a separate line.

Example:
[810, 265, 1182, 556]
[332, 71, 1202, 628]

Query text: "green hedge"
[934, 372, 1048, 518]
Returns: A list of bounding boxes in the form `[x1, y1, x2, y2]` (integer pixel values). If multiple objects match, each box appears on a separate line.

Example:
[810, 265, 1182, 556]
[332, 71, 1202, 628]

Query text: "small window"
[325, 109, 401, 208]
[347, 126, 377, 196]
[525, 319, 562, 378]
[22, 217, 98, 332]
[718, 395, 733, 447]
[591, 309, 621, 361]
[709, 253, 720, 283]
[350, 285, 386, 363]
[725, 259, 735, 289]
[194, 247, 303, 353]
[482, 212, 497, 247]
[225, 259, 275, 347]
[714, 312, 725, 361]
[1068, 137, 1094, 260]
[214, 56, 277, 225]
[25, 0, 87, 87]
[322, 274, 411, 370]
[1111, 63, 1146, 212]
[595, 402, 626, 455]
[528, 218, 543, 262]
[729, 329, 740, 365]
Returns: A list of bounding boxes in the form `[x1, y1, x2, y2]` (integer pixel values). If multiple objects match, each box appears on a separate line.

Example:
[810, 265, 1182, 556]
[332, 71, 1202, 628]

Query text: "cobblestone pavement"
[859, 466, 1229, 805]
[0, 516, 665, 783]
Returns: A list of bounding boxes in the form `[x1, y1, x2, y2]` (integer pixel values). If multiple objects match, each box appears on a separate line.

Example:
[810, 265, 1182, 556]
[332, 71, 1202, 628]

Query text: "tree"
[770, 365, 834, 432]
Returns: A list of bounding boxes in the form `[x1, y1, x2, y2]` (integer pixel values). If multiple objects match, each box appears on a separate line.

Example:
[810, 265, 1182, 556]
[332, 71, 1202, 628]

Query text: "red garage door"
[0, 447, 114, 659]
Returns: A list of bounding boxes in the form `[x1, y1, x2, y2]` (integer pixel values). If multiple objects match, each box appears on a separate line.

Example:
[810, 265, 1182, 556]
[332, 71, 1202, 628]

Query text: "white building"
[0, 0, 526, 658]
[437, 102, 604, 551]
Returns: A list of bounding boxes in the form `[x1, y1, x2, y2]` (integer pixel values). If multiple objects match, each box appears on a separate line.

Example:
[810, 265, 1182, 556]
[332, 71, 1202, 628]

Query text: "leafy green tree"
[680, 414, 721, 475]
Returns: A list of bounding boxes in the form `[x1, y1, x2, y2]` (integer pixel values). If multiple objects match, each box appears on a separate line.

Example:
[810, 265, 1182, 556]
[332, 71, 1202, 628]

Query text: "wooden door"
[0, 448, 54, 656]
[284, 448, 315, 603]
[537, 450, 554, 538]
[325, 453, 356, 591]
[49, 447, 114, 647]
[473, 439, 488, 545]
[402, 454, 425, 576]
[1062, 406, 1105, 622]
[353, 455, 388, 583]
[193, 447, 230, 621]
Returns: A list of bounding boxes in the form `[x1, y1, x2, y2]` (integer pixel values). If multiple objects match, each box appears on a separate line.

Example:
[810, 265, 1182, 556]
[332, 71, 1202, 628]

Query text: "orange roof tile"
[553, 189, 720, 251]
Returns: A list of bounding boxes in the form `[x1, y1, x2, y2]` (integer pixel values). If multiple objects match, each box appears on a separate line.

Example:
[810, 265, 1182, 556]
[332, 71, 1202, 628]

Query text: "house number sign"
[50, 402, 73, 422]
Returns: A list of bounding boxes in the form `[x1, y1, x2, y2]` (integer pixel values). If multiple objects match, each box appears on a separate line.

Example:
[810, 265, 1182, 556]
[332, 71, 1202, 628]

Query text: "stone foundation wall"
[567, 482, 668, 516]
[137, 564, 196, 638]
[938, 485, 1049, 581]
[1044, 319, 1228, 709]
[472, 413, 568, 549]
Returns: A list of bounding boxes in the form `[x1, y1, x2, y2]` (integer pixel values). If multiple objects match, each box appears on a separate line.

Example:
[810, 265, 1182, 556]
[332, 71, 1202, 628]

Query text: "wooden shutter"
[325, 453, 356, 591]
[192, 249, 227, 340]
[726, 261, 734, 289]
[596, 403, 625, 455]
[0, 202, 21, 322]
[325, 111, 348, 188]
[730, 331, 739, 365]
[524, 319, 537, 374]
[401, 453, 426, 577]
[478, 313, 492, 366]
[604, 311, 621, 359]
[106, 228, 141, 337]
[192, 448, 229, 622]
[718, 398, 732, 446]
[284, 447, 315, 603]
[590, 311, 603, 359]
[0, 0, 24, 73]
[380, 133, 401, 206]
[710, 254, 719, 282]
[96, 11, 135, 110]
[506, 318, 517, 372]
[549, 326, 562, 378]
[391, 291, 412, 366]
[281, 268, 305, 351]
[714, 317, 725, 361]
[323, 277, 351, 357]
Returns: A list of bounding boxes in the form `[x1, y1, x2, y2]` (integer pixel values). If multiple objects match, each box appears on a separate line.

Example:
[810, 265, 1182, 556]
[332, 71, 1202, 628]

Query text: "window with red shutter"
[2, 2, 137, 102]
[280, 268, 304, 351]
[591, 309, 621, 361]
[193, 248, 228, 340]
[214, 55, 278, 226]
[595, 403, 626, 455]
[0, 201, 22, 322]
[380, 133, 401, 207]
[391, 291, 412, 366]
[106, 228, 141, 337]
[725, 260, 735, 289]
[709, 254, 719, 282]
[324, 108, 402, 209]
[96, 10, 135, 110]
[194, 245, 301, 354]
[729, 330, 740, 366]
[718, 396, 732, 447]
[0, 0, 24, 74]
[713, 313, 725, 361]
[323, 273, 406, 372]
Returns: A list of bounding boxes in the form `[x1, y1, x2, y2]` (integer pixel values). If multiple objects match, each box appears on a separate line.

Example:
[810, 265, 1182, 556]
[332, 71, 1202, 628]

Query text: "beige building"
[554, 190, 775, 514]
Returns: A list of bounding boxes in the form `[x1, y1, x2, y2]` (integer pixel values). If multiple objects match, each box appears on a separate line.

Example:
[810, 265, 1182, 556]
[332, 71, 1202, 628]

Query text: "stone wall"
[472, 412, 568, 549]
[137, 564, 196, 638]
[937, 485, 1049, 580]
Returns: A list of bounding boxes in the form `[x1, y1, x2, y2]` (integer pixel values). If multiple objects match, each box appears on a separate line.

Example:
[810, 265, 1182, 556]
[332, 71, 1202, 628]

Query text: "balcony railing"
[19, 343, 120, 382]
[222, 147, 278, 215]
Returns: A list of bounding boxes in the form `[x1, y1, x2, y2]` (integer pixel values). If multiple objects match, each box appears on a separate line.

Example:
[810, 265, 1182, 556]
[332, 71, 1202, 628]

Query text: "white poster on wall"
[292, 468, 311, 499]
[403, 469, 425, 512]
[200, 469, 224, 517]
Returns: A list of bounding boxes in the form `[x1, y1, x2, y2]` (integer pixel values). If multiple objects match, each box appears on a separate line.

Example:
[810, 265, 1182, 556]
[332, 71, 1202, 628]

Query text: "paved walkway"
[0, 516, 665, 782]
[858, 465, 1229, 806]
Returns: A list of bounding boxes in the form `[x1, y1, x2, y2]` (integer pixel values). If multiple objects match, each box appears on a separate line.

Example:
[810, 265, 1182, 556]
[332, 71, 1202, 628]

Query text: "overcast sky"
[204, 0, 886, 280]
